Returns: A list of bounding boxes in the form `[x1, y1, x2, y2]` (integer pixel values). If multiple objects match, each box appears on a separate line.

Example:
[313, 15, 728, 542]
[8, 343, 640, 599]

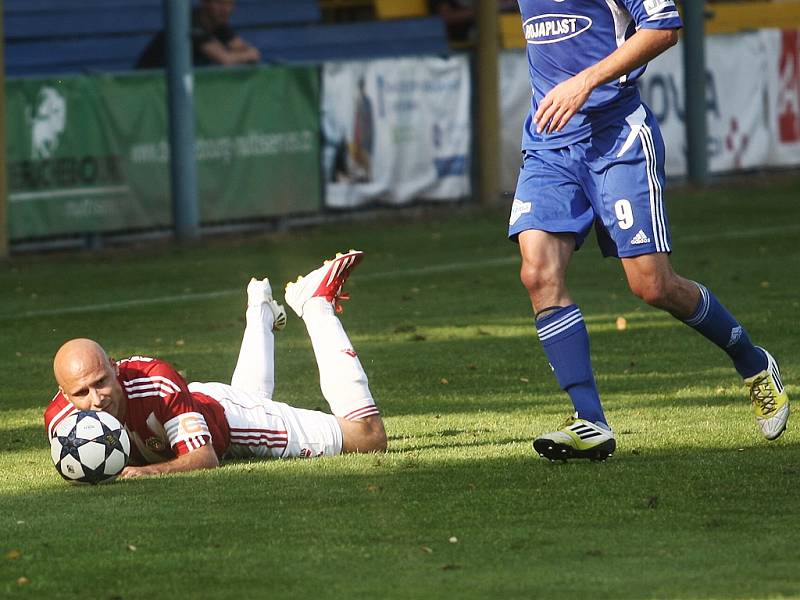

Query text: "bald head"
[54, 338, 126, 419]
[53, 338, 110, 387]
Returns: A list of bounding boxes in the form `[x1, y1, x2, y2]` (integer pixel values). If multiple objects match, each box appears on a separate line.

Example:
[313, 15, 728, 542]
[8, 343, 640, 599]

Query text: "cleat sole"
[533, 438, 616, 462]
[765, 422, 787, 441]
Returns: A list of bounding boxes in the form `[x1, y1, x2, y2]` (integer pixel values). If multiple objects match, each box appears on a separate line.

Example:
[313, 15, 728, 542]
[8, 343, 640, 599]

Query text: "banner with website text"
[500, 29, 800, 190]
[6, 66, 320, 240]
[322, 56, 471, 208]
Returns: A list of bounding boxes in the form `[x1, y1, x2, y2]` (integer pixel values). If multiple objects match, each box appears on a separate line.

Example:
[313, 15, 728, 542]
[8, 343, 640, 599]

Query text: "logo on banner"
[9, 85, 125, 197]
[778, 31, 800, 143]
[725, 117, 750, 169]
[523, 15, 592, 45]
[29, 87, 66, 160]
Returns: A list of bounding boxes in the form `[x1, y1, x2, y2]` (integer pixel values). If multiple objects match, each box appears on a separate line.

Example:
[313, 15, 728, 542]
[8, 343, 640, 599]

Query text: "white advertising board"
[322, 56, 471, 208]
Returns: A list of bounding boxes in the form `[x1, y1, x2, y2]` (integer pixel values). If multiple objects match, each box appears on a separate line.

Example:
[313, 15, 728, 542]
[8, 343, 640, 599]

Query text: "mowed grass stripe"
[7, 220, 800, 321]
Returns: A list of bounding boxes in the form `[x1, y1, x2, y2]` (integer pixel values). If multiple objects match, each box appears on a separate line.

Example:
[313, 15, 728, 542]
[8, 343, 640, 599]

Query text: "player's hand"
[119, 465, 149, 479]
[534, 72, 593, 134]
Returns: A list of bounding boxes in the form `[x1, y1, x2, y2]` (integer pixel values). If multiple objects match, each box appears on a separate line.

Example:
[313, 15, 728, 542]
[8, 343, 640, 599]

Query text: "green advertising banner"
[6, 66, 320, 240]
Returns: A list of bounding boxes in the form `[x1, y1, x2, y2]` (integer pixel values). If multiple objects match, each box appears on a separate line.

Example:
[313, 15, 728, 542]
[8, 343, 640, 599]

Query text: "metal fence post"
[165, 0, 200, 239]
[477, 0, 501, 205]
[682, 0, 710, 186]
[0, 0, 8, 258]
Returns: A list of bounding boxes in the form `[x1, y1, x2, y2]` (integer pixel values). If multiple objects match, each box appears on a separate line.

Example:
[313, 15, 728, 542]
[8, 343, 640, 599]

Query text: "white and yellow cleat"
[533, 415, 616, 462]
[745, 347, 789, 441]
[247, 277, 287, 331]
[284, 250, 364, 318]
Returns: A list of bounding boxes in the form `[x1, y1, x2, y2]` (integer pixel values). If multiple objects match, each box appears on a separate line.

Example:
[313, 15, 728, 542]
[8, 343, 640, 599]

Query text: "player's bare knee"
[362, 417, 387, 452]
[341, 416, 387, 453]
[630, 279, 660, 306]
[520, 262, 556, 296]
[630, 277, 672, 308]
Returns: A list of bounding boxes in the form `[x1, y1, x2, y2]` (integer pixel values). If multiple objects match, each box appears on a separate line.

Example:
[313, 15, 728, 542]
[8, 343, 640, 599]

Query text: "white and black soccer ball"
[50, 410, 130, 484]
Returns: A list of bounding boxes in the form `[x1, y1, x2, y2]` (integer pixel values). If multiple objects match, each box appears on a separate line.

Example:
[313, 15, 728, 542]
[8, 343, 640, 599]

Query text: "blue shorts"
[508, 104, 671, 258]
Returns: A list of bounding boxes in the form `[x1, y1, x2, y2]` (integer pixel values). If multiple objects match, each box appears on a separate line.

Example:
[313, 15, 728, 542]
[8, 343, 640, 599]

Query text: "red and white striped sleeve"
[44, 392, 77, 440]
[123, 359, 213, 456]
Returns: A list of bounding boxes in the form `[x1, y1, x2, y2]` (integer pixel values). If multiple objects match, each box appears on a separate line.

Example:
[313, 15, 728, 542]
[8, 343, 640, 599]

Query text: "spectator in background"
[428, 0, 475, 43]
[428, 0, 518, 44]
[136, 0, 261, 69]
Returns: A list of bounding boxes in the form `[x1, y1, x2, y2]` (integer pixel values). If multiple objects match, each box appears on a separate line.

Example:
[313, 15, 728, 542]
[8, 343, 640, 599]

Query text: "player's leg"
[622, 253, 788, 440]
[230, 278, 287, 398]
[622, 253, 766, 373]
[191, 381, 346, 459]
[519, 229, 607, 427]
[510, 148, 615, 461]
[595, 104, 788, 440]
[284, 251, 386, 453]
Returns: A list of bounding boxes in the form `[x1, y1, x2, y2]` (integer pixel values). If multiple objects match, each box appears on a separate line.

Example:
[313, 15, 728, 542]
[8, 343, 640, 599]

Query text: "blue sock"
[536, 304, 606, 425]
[683, 282, 767, 378]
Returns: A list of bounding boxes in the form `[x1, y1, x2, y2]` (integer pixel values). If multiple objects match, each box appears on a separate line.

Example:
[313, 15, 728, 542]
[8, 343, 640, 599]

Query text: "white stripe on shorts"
[639, 124, 670, 253]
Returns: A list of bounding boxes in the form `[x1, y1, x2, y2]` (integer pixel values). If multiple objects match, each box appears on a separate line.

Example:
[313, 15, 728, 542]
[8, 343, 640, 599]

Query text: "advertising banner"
[499, 51, 529, 194]
[500, 31, 800, 186]
[322, 56, 471, 208]
[6, 65, 320, 240]
[764, 29, 800, 167]
[639, 32, 773, 177]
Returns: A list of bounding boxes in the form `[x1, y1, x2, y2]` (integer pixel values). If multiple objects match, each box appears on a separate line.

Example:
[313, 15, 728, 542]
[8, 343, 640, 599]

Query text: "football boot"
[285, 250, 364, 318]
[246, 277, 287, 331]
[533, 414, 616, 462]
[745, 347, 789, 440]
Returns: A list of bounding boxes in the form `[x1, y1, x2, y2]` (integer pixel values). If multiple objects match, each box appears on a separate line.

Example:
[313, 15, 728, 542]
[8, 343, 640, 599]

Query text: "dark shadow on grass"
[0, 380, 766, 455]
[0, 425, 45, 452]
[348, 330, 776, 417]
[3, 444, 800, 599]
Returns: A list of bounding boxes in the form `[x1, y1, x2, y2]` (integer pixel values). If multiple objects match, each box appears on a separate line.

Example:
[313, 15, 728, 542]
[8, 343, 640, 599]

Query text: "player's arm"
[120, 443, 218, 478]
[126, 360, 221, 477]
[534, 27, 679, 134]
[199, 36, 261, 65]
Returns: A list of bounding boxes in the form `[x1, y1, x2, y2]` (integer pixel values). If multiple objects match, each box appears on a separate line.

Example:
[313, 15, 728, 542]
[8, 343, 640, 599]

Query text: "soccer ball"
[50, 410, 130, 484]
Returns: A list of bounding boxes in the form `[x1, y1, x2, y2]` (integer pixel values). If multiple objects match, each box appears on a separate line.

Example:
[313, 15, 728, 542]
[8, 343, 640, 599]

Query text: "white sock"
[231, 303, 275, 398]
[301, 297, 378, 420]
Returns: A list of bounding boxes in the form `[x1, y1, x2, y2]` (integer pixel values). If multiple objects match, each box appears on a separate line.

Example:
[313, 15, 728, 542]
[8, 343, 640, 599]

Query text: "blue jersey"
[518, 0, 682, 149]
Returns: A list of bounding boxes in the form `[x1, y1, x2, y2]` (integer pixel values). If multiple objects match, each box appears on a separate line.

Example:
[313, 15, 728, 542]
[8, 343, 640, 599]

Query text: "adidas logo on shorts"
[630, 229, 651, 245]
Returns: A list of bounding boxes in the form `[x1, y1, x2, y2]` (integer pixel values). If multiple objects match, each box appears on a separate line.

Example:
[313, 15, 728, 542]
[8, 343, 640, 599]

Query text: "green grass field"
[1, 177, 799, 599]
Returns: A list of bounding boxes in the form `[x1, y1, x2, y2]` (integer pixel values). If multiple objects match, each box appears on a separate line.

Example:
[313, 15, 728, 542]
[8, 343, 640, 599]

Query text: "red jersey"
[44, 356, 230, 465]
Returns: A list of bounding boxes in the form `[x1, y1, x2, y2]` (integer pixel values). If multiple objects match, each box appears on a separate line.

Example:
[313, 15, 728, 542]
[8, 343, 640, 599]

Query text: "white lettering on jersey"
[643, 0, 675, 16]
[523, 14, 592, 45]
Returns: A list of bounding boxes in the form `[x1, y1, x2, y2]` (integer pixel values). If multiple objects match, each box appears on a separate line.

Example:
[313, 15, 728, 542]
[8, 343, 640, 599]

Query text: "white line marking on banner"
[9, 186, 131, 203]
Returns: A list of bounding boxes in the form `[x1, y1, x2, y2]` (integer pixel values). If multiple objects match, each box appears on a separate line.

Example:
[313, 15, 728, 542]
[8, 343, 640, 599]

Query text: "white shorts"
[188, 382, 343, 459]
